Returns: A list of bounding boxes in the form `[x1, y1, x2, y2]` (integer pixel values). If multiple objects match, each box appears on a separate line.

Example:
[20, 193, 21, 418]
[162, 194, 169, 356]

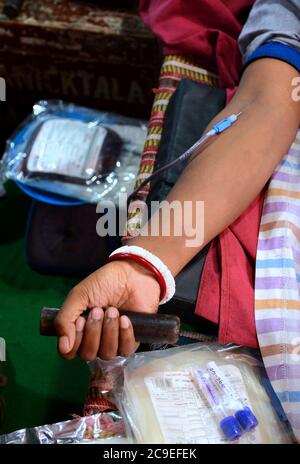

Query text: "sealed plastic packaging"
[0, 412, 127, 444]
[108, 343, 294, 444]
[1, 344, 294, 444]
[0, 357, 127, 444]
[0, 100, 147, 203]
[83, 356, 126, 416]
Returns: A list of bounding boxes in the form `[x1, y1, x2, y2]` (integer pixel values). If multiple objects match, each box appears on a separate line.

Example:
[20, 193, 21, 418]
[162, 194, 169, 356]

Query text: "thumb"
[55, 284, 89, 355]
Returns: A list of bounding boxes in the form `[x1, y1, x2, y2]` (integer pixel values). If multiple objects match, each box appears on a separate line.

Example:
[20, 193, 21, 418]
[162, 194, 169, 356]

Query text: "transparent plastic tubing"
[127, 130, 213, 204]
[127, 112, 242, 204]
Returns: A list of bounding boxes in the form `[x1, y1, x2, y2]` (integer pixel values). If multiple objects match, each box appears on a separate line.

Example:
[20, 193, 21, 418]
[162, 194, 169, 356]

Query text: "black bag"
[148, 79, 226, 330]
[25, 200, 120, 277]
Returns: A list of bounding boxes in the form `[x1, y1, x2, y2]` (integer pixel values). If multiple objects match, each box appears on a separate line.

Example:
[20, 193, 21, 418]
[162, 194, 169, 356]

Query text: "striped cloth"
[255, 129, 300, 442]
[125, 55, 218, 238]
[124, 54, 300, 441]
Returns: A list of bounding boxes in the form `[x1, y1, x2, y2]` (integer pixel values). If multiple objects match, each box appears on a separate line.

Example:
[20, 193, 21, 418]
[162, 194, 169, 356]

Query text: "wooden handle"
[40, 307, 181, 345]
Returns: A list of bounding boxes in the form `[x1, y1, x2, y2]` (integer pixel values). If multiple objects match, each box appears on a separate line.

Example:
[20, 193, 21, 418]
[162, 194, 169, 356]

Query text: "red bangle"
[108, 252, 167, 302]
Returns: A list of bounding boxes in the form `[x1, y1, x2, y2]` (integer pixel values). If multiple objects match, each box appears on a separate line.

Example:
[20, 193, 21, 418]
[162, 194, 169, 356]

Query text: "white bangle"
[109, 245, 176, 305]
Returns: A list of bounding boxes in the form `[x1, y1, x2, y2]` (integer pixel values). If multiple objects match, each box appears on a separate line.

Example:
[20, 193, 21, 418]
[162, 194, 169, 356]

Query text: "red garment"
[140, 0, 254, 90]
[196, 191, 266, 348]
[140, 0, 262, 348]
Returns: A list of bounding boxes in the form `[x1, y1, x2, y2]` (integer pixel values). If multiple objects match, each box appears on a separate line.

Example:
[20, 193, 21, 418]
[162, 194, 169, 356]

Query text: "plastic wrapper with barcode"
[0, 100, 147, 203]
[104, 343, 295, 444]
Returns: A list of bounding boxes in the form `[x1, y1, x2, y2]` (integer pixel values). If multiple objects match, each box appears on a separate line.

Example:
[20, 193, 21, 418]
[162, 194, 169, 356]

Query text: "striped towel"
[125, 54, 300, 441]
[255, 129, 300, 442]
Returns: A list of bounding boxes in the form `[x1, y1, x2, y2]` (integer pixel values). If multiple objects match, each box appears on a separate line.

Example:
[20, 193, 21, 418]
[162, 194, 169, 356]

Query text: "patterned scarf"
[255, 130, 300, 442]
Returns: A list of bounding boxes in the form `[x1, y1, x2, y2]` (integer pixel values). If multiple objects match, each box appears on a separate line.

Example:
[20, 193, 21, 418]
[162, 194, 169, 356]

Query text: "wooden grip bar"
[40, 307, 181, 345]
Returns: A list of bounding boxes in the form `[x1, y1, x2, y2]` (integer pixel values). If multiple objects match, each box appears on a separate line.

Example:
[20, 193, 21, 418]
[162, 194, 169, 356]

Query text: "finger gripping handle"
[40, 307, 181, 345]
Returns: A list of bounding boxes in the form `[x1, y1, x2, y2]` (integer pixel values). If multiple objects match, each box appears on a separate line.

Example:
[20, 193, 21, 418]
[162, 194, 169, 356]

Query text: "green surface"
[0, 182, 89, 434]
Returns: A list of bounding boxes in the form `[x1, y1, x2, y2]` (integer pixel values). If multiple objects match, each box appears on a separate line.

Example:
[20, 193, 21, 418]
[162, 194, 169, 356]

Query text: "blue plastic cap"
[212, 114, 238, 134]
[235, 406, 259, 431]
[220, 416, 242, 442]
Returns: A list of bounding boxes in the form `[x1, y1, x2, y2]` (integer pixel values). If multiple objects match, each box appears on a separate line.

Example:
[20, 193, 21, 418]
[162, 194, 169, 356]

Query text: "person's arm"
[55, 58, 300, 361]
[130, 58, 300, 275]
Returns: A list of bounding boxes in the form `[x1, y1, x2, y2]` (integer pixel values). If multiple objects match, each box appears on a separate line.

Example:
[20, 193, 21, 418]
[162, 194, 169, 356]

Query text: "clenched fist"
[55, 260, 160, 361]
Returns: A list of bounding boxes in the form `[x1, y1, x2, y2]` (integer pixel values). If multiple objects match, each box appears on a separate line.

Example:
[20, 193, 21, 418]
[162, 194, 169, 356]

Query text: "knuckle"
[83, 354, 95, 362]
[120, 347, 136, 357]
[78, 350, 97, 362]
[98, 351, 114, 361]
[68, 284, 84, 300]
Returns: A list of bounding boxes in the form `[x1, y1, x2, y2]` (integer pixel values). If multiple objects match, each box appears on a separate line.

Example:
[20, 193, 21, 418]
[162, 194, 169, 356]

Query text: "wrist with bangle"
[108, 245, 176, 305]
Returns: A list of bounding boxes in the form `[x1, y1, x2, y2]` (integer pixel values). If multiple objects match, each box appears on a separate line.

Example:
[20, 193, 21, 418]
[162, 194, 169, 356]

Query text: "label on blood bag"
[28, 118, 107, 179]
[145, 371, 210, 444]
[145, 366, 262, 444]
